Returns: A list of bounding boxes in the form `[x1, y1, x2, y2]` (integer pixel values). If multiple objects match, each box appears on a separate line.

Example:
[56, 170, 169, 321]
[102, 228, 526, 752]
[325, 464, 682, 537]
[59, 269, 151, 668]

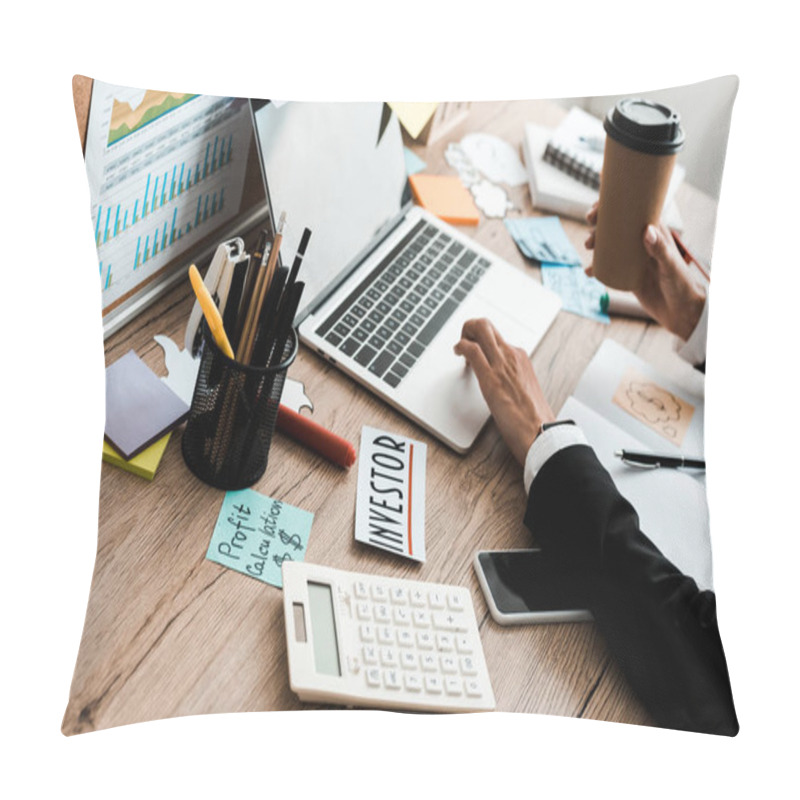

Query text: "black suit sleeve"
[525, 444, 738, 735]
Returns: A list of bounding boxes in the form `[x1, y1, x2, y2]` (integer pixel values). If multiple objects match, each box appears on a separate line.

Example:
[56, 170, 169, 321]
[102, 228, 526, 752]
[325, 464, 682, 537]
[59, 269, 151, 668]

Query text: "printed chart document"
[355, 426, 427, 562]
[84, 81, 252, 315]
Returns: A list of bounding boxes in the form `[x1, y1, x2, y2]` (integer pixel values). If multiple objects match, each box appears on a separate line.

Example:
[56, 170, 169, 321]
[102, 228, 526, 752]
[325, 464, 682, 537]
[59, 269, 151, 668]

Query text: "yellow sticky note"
[102, 433, 171, 480]
[408, 174, 480, 226]
[388, 102, 439, 139]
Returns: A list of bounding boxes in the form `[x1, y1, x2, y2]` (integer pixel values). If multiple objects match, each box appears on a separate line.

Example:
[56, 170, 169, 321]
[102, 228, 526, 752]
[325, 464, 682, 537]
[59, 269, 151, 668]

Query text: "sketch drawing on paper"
[612, 367, 694, 445]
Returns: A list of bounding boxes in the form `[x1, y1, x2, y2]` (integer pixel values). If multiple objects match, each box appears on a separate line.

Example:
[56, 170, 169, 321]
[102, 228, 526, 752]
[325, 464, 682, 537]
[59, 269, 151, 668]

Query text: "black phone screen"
[477, 550, 590, 614]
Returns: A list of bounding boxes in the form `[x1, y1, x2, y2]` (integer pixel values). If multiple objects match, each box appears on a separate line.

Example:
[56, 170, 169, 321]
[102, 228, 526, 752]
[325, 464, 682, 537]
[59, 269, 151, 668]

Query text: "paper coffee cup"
[591, 99, 685, 291]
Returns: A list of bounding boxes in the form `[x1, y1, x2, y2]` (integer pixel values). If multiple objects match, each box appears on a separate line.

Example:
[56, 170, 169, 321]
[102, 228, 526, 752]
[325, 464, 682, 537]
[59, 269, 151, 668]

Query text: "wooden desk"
[62, 100, 714, 734]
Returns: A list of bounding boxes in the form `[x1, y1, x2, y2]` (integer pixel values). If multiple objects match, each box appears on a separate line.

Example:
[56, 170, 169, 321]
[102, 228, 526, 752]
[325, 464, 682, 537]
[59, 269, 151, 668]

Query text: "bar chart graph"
[84, 82, 251, 312]
[93, 133, 234, 249]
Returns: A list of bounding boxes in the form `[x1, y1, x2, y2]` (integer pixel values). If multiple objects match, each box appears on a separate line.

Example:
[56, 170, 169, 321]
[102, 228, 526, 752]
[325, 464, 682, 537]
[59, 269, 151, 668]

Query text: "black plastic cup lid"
[604, 98, 685, 155]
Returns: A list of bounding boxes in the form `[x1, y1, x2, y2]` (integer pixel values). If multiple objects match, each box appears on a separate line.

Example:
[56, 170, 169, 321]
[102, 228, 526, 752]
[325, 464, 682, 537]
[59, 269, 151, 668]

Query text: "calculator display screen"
[307, 582, 341, 677]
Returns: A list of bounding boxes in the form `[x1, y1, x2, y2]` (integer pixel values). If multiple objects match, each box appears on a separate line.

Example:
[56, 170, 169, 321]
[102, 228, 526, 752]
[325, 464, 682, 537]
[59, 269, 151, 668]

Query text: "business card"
[355, 426, 427, 562]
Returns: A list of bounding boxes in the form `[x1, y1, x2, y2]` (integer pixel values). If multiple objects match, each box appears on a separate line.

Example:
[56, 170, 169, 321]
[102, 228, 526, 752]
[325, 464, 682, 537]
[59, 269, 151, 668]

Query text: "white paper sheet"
[560, 397, 713, 590]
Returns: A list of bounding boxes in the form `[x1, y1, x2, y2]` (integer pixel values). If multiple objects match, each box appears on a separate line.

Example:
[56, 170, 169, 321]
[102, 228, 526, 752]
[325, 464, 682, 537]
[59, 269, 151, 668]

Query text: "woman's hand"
[585, 203, 706, 341]
[454, 318, 555, 465]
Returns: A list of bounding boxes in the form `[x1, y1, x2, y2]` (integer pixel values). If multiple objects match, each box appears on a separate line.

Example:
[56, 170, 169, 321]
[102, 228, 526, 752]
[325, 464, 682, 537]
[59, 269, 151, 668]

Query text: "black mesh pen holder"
[181, 319, 298, 490]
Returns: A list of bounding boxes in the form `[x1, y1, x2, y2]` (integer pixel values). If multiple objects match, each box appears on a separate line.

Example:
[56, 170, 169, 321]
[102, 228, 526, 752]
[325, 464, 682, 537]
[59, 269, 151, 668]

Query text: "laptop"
[250, 100, 561, 453]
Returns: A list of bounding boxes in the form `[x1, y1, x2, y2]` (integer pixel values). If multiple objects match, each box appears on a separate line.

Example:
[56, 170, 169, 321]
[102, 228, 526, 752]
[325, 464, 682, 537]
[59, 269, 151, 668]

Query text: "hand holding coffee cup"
[591, 98, 685, 292]
[585, 203, 706, 341]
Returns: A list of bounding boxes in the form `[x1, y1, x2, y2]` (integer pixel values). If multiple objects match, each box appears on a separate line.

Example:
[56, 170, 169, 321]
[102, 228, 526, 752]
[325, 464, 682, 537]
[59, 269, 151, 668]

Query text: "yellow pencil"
[188, 264, 235, 360]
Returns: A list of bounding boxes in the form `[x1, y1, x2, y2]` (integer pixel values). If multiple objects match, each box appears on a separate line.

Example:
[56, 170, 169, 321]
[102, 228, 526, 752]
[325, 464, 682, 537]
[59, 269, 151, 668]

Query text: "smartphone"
[473, 549, 593, 625]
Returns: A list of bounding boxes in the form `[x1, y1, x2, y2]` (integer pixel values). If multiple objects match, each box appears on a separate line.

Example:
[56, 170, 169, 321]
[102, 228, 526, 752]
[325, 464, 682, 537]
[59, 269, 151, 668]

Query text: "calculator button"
[377, 625, 395, 644]
[410, 588, 427, 607]
[432, 612, 467, 631]
[420, 653, 438, 672]
[428, 590, 446, 609]
[346, 655, 361, 675]
[362, 645, 378, 665]
[447, 591, 465, 611]
[455, 635, 473, 654]
[436, 633, 454, 652]
[416, 631, 434, 650]
[397, 630, 414, 648]
[390, 586, 408, 604]
[380, 647, 398, 666]
[424, 675, 443, 694]
[359, 624, 375, 642]
[371, 584, 388, 601]
[465, 679, 482, 697]
[356, 602, 372, 620]
[412, 609, 431, 627]
[445, 677, 463, 696]
[354, 580, 369, 599]
[440, 655, 458, 674]
[366, 667, 381, 687]
[400, 651, 418, 670]
[404, 673, 423, 692]
[374, 604, 391, 623]
[393, 607, 410, 626]
[384, 669, 401, 690]
[459, 656, 478, 676]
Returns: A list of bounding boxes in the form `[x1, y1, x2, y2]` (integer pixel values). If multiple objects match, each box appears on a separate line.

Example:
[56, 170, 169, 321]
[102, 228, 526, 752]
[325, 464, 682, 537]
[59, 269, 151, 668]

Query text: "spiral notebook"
[543, 106, 605, 189]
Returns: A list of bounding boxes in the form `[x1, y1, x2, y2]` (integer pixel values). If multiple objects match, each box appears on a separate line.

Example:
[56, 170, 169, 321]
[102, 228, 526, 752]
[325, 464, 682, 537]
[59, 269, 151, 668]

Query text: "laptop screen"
[251, 101, 408, 322]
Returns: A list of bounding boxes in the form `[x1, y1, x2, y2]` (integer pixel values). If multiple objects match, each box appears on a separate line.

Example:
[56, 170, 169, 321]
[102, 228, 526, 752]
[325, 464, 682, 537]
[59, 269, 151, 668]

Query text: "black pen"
[615, 450, 705, 470]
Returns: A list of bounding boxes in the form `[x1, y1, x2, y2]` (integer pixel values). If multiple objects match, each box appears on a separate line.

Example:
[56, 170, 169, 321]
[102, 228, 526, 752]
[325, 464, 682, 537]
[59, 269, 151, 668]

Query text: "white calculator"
[282, 561, 496, 712]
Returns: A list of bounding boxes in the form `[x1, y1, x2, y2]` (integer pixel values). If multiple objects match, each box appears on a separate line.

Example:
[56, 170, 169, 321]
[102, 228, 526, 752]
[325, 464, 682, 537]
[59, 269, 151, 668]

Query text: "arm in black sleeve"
[525, 444, 738, 736]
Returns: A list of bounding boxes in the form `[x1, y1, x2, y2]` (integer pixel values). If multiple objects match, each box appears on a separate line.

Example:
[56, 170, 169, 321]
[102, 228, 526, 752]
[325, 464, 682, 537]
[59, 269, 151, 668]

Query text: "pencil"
[238, 212, 287, 365]
[235, 229, 268, 347]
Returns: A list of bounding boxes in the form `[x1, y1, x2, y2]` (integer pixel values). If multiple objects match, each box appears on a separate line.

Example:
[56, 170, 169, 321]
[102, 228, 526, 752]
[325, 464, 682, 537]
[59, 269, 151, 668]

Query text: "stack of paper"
[522, 119, 685, 229]
[103, 349, 189, 478]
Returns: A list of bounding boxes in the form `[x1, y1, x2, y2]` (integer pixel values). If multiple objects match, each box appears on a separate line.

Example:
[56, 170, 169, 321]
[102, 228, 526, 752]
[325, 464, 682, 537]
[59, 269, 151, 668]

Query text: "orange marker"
[276, 406, 356, 468]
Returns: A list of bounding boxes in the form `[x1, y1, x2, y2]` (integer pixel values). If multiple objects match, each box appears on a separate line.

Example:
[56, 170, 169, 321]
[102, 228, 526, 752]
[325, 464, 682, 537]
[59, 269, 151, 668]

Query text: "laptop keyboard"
[315, 220, 490, 388]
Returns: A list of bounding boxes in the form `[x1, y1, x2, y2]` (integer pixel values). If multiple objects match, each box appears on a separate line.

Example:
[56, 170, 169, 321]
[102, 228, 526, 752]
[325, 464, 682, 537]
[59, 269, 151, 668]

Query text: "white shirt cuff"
[677, 297, 708, 366]
[523, 425, 588, 495]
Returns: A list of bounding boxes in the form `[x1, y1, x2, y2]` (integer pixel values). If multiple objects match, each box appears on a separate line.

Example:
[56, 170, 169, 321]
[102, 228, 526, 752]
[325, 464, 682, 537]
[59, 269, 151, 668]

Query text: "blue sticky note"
[505, 216, 581, 266]
[541, 263, 609, 324]
[403, 147, 427, 175]
[206, 489, 314, 588]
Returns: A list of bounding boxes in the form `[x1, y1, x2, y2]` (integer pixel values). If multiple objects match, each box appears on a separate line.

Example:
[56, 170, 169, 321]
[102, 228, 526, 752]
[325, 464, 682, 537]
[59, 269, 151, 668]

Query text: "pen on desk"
[188, 264, 235, 359]
[276, 405, 357, 468]
[615, 449, 705, 470]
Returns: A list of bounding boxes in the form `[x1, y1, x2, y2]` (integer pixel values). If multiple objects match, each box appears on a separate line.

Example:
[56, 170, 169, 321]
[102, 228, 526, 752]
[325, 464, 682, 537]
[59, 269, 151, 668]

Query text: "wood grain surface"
[62, 99, 715, 735]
